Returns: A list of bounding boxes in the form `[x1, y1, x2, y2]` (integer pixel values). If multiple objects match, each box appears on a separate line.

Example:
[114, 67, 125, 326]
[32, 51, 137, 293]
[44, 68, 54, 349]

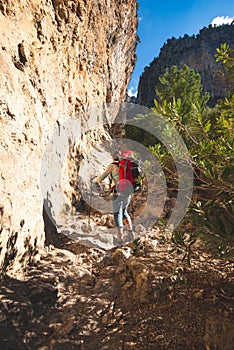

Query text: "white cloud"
[211, 16, 234, 26]
[127, 86, 138, 98]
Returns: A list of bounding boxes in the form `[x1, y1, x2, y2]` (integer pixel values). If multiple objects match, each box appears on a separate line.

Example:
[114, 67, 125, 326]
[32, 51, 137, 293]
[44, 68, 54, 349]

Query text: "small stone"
[119, 319, 126, 325]
[98, 233, 114, 244]
[134, 224, 145, 234]
[102, 314, 109, 324]
[123, 281, 134, 290]
[194, 290, 204, 299]
[81, 223, 93, 232]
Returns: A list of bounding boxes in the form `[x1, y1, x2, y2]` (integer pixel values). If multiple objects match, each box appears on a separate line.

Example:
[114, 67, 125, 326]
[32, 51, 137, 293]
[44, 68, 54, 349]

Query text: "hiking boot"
[113, 237, 123, 247]
[127, 230, 135, 241]
[123, 230, 135, 243]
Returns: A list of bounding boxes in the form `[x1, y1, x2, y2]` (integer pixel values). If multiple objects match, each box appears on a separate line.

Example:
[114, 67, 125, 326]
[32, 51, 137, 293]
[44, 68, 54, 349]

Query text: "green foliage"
[149, 61, 233, 257]
[155, 64, 210, 123]
[215, 43, 234, 94]
[190, 198, 234, 258]
[170, 231, 197, 267]
[153, 64, 233, 183]
[194, 110, 233, 181]
[216, 43, 233, 64]
[132, 238, 145, 257]
[125, 114, 159, 147]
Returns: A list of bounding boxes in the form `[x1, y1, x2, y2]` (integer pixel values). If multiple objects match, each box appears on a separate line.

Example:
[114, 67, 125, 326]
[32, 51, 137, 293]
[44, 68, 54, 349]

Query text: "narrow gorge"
[0, 2, 233, 350]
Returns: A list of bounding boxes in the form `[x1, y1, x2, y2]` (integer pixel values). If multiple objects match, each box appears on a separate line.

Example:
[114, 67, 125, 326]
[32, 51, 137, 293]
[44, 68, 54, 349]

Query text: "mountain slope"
[137, 24, 234, 107]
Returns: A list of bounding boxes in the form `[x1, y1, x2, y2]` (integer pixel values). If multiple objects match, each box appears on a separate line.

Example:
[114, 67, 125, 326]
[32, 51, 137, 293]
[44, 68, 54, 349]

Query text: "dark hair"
[112, 152, 119, 161]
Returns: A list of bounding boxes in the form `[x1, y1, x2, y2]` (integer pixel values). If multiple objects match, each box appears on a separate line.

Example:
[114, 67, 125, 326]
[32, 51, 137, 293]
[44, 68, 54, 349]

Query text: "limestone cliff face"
[137, 24, 234, 107]
[0, 0, 137, 273]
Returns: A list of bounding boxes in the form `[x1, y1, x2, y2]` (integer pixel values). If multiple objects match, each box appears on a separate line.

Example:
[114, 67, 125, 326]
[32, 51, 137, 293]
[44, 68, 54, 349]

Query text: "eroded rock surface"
[0, 0, 137, 272]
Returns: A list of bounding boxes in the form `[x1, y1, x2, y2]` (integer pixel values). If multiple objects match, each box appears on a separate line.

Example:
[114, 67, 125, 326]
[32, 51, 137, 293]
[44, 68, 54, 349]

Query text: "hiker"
[93, 151, 133, 245]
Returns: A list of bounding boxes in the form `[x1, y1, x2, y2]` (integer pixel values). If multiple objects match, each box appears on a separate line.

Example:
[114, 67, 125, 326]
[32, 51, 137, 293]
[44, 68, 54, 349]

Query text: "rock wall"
[137, 24, 234, 107]
[0, 0, 137, 273]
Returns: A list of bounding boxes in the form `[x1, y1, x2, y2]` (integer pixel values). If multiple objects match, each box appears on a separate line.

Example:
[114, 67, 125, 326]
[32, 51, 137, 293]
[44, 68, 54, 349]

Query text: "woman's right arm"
[93, 164, 113, 183]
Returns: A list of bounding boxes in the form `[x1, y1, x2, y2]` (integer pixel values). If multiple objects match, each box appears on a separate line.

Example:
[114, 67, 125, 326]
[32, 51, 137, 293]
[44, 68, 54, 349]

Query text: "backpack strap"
[108, 161, 119, 185]
[123, 159, 127, 179]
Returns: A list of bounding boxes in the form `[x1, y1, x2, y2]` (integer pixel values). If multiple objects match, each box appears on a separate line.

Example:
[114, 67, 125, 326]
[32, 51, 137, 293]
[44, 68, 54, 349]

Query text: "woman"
[93, 152, 133, 245]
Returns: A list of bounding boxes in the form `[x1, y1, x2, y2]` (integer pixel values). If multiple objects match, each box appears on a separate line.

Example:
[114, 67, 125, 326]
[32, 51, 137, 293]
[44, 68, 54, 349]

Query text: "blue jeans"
[112, 192, 131, 228]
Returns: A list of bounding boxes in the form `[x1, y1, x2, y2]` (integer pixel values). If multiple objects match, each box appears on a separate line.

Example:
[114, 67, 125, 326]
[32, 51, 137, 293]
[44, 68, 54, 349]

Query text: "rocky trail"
[0, 214, 233, 350]
[1, 1, 233, 349]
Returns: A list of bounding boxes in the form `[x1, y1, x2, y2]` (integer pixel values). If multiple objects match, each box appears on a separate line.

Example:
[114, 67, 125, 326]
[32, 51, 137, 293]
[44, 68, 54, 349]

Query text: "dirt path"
[0, 226, 233, 350]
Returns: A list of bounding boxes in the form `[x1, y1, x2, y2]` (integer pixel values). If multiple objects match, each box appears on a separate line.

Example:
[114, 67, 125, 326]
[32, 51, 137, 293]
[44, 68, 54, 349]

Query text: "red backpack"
[118, 158, 135, 192]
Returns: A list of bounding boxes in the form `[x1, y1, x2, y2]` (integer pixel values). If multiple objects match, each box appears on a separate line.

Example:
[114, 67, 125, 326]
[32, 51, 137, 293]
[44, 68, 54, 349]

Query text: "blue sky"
[128, 0, 234, 96]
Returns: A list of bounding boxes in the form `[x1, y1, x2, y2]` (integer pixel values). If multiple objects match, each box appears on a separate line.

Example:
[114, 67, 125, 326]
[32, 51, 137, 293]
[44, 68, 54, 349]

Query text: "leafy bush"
[128, 57, 234, 258]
